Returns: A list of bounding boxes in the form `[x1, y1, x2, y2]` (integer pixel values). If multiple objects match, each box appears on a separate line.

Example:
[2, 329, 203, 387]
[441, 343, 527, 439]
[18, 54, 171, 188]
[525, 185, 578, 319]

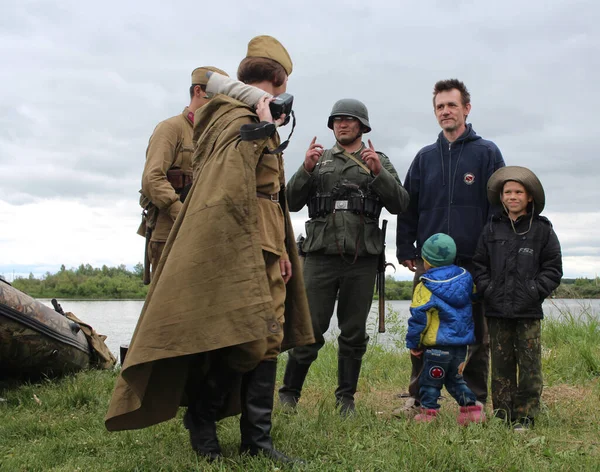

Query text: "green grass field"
[1, 312, 599, 471]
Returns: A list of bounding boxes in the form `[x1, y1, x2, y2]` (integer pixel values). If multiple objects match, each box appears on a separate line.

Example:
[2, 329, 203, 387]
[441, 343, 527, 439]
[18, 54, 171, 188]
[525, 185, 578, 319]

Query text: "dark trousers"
[289, 253, 378, 363]
[419, 346, 477, 409]
[408, 259, 489, 403]
[488, 317, 542, 421]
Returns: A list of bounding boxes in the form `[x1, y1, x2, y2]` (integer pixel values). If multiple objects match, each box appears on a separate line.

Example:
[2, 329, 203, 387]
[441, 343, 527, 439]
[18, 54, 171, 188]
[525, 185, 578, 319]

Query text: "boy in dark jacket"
[473, 166, 562, 430]
[406, 233, 485, 425]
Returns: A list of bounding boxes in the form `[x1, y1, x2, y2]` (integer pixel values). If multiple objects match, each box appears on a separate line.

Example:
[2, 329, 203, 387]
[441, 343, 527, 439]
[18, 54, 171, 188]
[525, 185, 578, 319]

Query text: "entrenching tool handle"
[378, 220, 388, 333]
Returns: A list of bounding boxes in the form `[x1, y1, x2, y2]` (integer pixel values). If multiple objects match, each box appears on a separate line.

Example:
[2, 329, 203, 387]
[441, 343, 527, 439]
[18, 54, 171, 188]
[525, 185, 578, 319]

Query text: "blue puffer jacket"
[406, 265, 476, 349]
[396, 124, 505, 262]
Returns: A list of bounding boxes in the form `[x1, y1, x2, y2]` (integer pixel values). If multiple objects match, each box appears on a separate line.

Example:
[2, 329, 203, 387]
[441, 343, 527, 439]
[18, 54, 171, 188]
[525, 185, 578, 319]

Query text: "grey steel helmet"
[327, 98, 371, 133]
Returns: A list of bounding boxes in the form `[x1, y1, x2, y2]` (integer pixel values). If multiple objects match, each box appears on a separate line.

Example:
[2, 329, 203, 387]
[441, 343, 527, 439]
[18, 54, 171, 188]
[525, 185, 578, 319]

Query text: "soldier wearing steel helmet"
[279, 99, 409, 414]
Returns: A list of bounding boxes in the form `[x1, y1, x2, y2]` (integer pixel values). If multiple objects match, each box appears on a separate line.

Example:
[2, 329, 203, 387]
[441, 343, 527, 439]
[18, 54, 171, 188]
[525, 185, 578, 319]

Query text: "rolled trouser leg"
[419, 348, 451, 410]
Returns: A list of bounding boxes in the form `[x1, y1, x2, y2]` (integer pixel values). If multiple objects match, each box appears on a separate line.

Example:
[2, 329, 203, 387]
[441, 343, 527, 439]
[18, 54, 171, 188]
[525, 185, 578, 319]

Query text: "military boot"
[239, 359, 305, 465]
[278, 355, 311, 408]
[334, 357, 362, 416]
[184, 363, 238, 461]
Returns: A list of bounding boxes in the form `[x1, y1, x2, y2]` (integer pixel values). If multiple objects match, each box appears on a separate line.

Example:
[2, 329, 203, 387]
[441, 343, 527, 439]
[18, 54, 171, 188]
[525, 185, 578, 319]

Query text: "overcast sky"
[1, 0, 598, 281]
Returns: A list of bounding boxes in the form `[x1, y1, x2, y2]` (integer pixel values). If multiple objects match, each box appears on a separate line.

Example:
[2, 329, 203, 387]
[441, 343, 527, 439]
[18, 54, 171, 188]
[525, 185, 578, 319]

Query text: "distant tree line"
[11, 264, 148, 299]
[554, 278, 600, 299]
[8, 265, 600, 300]
[377, 277, 600, 300]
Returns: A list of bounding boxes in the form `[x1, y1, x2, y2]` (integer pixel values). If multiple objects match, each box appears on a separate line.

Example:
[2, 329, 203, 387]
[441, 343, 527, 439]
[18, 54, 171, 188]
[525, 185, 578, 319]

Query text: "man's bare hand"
[279, 259, 292, 284]
[410, 349, 423, 358]
[402, 259, 417, 272]
[304, 136, 324, 172]
[360, 139, 382, 176]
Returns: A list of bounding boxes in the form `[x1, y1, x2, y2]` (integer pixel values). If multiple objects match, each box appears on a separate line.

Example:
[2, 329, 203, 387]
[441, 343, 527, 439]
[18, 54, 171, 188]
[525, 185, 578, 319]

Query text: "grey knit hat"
[421, 233, 457, 267]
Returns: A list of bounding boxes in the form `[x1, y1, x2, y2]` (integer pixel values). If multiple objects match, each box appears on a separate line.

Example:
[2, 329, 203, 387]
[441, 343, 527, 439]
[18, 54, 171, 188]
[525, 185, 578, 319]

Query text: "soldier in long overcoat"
[105, 36, 314, 466]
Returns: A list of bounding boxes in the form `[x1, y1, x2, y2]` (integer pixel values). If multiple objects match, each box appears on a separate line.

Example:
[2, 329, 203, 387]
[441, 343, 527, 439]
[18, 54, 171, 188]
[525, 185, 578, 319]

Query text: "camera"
[269, 93, 294, 126]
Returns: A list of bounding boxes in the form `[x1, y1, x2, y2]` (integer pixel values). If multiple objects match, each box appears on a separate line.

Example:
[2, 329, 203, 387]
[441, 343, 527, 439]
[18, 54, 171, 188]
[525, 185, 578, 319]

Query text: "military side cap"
[246, 35, 293, 75]
[487, 166, 545, 214]
[192, 66, 228, 85]
[421, 233, 457, 268]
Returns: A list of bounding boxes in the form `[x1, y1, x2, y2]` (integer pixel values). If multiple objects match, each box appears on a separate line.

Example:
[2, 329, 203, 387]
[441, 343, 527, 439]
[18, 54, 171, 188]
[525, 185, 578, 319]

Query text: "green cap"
[421, 233, 457, 267]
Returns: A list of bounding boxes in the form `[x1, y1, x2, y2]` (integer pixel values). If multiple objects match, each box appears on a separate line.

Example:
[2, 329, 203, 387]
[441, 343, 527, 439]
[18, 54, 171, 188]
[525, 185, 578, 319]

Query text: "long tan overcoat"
[105, 95, 314, 432]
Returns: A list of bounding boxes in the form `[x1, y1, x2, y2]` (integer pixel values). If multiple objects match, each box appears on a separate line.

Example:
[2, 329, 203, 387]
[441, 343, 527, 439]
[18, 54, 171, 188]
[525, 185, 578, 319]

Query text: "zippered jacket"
[472, 213, 562, 319]
[396, 124, 505, 262]
[406, 265, 476, 349]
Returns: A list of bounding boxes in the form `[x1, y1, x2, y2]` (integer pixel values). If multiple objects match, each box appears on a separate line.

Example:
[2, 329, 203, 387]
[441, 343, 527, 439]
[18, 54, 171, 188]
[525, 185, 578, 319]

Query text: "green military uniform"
[280, 101, 409, 412]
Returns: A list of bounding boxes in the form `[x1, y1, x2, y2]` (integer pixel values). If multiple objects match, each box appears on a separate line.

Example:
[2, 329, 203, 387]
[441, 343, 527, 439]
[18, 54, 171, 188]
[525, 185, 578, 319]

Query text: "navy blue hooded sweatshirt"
[396, 124, 505, 262]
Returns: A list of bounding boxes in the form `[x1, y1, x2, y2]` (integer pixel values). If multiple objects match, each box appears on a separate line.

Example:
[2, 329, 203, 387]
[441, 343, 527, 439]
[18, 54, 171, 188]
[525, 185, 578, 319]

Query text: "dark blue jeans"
[419, 346, 477, 409]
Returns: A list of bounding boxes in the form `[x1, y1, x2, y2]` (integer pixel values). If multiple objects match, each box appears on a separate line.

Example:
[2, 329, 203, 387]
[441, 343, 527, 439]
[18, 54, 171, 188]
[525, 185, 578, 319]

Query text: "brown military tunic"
[250, 129, 288, 360]
[141, 108, 195, 273]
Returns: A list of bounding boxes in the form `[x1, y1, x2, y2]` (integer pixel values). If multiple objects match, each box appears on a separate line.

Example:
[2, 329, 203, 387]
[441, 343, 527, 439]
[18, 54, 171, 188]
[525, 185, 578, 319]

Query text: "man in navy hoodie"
[396, 79, 505, 411]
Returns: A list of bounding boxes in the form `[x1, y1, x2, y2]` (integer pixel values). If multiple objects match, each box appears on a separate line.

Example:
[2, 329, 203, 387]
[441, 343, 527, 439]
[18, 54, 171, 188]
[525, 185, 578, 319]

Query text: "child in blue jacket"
[406, 233, 485, 425]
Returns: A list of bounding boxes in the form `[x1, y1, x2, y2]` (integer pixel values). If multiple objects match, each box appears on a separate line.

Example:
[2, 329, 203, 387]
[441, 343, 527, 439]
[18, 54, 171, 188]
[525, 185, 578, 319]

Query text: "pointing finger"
[368, 139, 375, 151]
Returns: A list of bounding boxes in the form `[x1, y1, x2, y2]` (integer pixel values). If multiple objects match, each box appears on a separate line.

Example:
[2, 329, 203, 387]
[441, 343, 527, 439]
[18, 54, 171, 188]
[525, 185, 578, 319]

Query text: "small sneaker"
[457, 404, 486, 426]
[513, 417, 534, 432]
[414, 408, 438, 423]
[513, 422, 528, 432]
[392, 397, 421, 418]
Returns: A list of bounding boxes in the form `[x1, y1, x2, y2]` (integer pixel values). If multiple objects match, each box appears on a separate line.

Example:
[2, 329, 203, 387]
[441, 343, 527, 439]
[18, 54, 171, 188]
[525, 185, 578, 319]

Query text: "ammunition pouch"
[307, 193, 382, 219]
[296, 234, 306, 257]
[166, 168, 193, 193]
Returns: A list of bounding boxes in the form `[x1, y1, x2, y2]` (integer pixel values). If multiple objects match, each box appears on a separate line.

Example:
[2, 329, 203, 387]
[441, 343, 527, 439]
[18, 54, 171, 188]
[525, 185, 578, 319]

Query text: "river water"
[40, 298, 600, 360]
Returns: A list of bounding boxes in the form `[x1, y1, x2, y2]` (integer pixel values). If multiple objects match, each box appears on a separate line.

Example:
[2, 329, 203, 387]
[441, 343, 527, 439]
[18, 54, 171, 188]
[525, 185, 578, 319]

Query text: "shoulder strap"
[341, 149, 371, 175]
[171, 115, 187, 169]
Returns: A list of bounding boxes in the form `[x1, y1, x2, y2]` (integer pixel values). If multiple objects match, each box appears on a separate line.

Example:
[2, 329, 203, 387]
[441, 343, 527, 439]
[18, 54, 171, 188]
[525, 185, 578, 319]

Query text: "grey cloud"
[1, 0, 599, 274]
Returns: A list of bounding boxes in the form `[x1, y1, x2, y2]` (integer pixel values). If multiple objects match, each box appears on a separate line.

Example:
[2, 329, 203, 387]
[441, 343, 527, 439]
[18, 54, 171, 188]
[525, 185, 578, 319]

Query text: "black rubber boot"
[184, 363, 238, 461]
[334, 357, 362, 416]
[240, 360, 305, 465]
[278, 355, 311, 408]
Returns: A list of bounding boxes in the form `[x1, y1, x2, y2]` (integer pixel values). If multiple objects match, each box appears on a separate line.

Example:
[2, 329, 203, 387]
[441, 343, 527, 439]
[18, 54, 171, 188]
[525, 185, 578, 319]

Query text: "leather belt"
[257, 191, 279, 203]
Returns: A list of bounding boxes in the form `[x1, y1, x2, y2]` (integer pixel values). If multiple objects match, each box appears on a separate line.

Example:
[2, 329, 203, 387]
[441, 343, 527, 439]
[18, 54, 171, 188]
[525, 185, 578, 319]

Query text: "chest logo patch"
[519, 248, 534, 256]
[463, 173, 475, 185]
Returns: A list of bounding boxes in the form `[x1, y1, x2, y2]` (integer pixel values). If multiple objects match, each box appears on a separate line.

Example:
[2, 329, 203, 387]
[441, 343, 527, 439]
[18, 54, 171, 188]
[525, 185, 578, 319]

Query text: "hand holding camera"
[256, 95, 289, 127]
